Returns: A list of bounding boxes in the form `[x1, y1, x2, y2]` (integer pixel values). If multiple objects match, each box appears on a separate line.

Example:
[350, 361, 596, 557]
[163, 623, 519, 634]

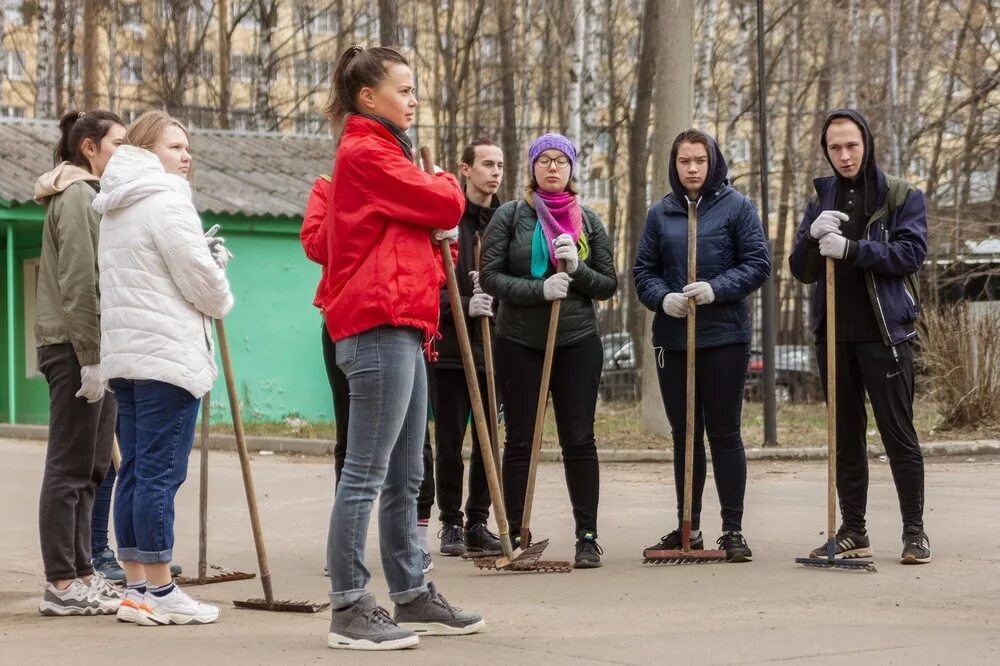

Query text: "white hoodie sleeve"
[150, 194, 234, 320]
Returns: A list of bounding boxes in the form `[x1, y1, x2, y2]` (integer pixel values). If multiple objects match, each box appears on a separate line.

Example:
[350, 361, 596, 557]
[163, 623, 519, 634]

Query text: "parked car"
[600, 332, 637, 402]
[744, 345, 822, 403]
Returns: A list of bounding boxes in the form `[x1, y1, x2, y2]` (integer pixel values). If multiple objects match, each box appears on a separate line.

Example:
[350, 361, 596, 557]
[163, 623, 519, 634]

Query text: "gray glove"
[468, 292, 494, 317]
[682, 281, 715, 305]
[432, 228, 459, 243]
[553, 234, 579, 273]
[662, 292, 688, 318]
[542, 272, 572, 301]
[810, 210, 849, 240]
[819, 232, 850, 259]
[75, 364, 107, 403]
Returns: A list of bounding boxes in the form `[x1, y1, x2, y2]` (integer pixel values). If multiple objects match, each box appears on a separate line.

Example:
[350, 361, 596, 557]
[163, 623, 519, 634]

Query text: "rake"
[795, 258, 877, 573]
[643, 200, 726, 565]
[175, 393, 256, 587]
[420, 147, 568, 573]
[212, 319, 330, 612]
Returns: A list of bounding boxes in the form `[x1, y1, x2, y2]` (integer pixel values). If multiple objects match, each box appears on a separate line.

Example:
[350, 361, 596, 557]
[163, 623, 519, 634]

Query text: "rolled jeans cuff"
[330, 588, 368, 610]
[136, 547, 173, 564]
[388, 582, 429, 606]
[117, 547, 140, 562]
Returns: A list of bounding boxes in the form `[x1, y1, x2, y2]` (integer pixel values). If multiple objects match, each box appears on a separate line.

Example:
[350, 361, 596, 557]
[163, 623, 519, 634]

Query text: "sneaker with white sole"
[89, 572, 124, 600]
[38, 579, 114, 616]
[393, 582, 485, 636]
[116, 588, 161, 626]
[144, 586, 220, 625]
[328, 593, 419, 651]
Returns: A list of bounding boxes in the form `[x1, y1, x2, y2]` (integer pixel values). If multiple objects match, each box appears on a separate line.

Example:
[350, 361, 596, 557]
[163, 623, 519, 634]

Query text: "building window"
[230, 108, 254, 131]
[230, 54, 255, 83]
[2, 106, 26, 118]
[294, 59, 329, 86]
[295, 5, 339, 34]
[120, 55, 143, 84]
[3, 50, 27, 81]
[354, 11, 374, 41]
[400, 25, 416, 49]
[23, 258, 41, 379]
[3, 0, 24, 26]
[295, 114, 325, 134]
[121, 2, 142, 31]
[481, 35, 499, 59]
[234, 0, 256, 28]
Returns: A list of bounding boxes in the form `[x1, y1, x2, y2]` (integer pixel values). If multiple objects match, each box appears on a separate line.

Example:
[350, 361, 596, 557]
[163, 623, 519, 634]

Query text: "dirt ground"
[2, 437, 998, 665]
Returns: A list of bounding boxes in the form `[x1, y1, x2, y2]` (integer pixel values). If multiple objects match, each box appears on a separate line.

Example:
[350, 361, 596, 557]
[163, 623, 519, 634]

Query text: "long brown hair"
[54, 109, 124, 170]
[323, 45, 409, 134]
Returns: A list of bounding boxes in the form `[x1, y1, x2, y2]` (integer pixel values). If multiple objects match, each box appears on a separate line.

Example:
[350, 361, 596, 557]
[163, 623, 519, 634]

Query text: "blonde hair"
[127, 110, 193, 180]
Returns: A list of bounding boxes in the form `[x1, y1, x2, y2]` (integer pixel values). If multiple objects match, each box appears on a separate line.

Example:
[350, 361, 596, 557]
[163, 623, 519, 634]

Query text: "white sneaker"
[116, 588, 161, 626]
[144, 586, 220, 625]
[89, 572, 124, 600]
[38, 579, 114, 616]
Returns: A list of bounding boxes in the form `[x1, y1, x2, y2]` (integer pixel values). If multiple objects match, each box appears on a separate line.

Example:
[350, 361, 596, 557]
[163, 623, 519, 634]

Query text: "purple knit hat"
[528, 133, 577, 179]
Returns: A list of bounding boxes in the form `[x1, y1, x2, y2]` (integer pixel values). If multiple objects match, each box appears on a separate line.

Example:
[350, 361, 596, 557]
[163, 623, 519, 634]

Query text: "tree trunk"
[35, 0, 56, 118]
[218, 0, 232, 129]
[83, 0, 99, 108]
[378, 0, 398, 45]
[497, 0, 519, 201]
[925, 15, 970, 203]
[253, 1, 279, 131]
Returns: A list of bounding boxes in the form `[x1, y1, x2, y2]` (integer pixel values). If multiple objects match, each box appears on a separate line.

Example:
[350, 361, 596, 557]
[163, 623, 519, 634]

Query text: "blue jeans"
[91, 464, 116, 556]
[111, 379, 200, 564]
[328, 327, 428, 608]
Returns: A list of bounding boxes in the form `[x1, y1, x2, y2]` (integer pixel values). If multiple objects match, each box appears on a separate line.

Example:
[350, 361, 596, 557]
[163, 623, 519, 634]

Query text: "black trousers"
[495, 335, 602, 539]
[37, 344, 117, 582]
[321, 323, 434, 518]
[816, 341, 924, 532]
[430, 366, 491, 527]
[657, 343, 749, 533]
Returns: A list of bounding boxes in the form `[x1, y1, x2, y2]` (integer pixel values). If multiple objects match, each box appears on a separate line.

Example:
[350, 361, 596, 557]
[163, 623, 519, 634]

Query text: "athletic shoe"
[900, 527, 931, 564]
[642, 529, 704, 558]
[89, 572, 124, 600]
[328, 593, 419, 651]
[465, 522, 502, 556]
[116, 588, 160, 626]
[144, 586, 219, 625]
[808, 526, 872, 559]
[439, 524, 466, 557]
[394, 582, 485, 636]
[38, 579, 114, 616]
[421, 550, 433, 574]
[91, 548, 125, 583]
[717, 531, 753, 563]
[574, 532, 603, 569]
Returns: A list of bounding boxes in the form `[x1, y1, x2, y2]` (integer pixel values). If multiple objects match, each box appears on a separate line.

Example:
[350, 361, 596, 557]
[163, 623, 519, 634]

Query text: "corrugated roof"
[0, 119, 333, 218]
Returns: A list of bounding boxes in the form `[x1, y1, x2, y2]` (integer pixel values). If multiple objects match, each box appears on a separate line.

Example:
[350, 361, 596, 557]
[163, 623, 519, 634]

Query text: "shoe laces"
[903, 531, 928, 548]
[578, 538, 603, 556]
[470, 523, 499, 539]
[717, 531, 747, 549]
[368, 605, 397, 628]
[430, 589, 462, 617]
[438, 524, 463, 540]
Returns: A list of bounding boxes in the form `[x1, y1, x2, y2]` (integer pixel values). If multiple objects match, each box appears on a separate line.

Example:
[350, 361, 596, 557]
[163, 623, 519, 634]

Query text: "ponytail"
[323, 45, 409, 135]
[54, 109, 125, 170]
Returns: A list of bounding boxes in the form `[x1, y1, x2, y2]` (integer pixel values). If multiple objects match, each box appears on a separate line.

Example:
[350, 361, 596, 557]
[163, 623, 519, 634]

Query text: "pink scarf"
[534, 190, 583, 268]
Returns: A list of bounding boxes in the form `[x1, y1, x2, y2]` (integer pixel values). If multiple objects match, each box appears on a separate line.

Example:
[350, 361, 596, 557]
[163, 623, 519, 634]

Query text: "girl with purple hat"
[480, 133, 617, 568]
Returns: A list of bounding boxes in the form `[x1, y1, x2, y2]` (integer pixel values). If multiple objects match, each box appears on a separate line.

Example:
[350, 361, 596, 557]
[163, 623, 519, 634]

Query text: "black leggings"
[656, 342, 749, 533]
[321, 322, 434, 517]
[495, 335, 602, 539]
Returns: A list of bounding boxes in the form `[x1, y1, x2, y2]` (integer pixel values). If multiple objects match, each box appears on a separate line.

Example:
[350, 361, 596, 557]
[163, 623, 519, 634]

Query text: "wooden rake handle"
[682, 203, 697, 549]
[825, 257, 837, 541]
[420, 147, 513, 558]
[520, 259, 566, 547]
[216, 318, 274, 605]
[474, 234, 502, 465]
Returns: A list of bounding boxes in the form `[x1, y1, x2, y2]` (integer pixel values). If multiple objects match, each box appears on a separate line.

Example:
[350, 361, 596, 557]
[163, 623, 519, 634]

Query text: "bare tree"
[378, 0, 398, 44]
[35, 0, 56, 118]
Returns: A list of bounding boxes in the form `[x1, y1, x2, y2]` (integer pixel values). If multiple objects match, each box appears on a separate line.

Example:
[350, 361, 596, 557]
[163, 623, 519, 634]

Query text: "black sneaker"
[900, 527, 931, 564]
[717, 531, 753, 563]
[574, 532, 603, 569]
[642, 529, 704, 558]
[438, 524, 466, 557]
[465, 522, 501, 556]
[808, 526, 872, 559]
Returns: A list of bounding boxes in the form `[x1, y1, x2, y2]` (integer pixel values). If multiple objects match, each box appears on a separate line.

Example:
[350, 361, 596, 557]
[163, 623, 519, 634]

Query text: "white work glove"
[819, 232, 850, 260]
[469, 270, 482, 294]
[432, 227, 459, 243]
[468, 292, 494, 317]
[552, 234, 579, 274]
[682, 281, 715, 305]
[810, 210, 849, 240]
[662, 292, 689, 318]
[75, 364, 107, 403]
[542, 272, 572, 301]
[205, 225, 232, 268]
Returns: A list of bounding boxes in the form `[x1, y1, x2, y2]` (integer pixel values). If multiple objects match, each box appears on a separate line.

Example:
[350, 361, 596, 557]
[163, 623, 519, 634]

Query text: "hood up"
[668, 130, 730, 207]
[34, 162, 99, 203]
[92, 145, 192, 215]
[820, 108, 878, 215]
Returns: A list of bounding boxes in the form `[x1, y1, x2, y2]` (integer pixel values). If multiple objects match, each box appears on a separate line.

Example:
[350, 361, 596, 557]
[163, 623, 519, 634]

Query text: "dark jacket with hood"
[633, 134, 771, 351]
[480, 192, 618, 351]
[788, 109, 928, 347]
[435, 193, 501, 371]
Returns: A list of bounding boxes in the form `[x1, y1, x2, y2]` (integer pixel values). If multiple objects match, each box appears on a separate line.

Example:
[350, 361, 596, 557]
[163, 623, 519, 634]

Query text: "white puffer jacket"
[94, 146, 233, 398]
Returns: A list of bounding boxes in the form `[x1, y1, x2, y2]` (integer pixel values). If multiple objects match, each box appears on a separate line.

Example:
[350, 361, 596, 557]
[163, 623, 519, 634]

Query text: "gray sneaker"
[327, 594, 419, 651]
[394, 582, 485, 636]
[38, 579, 115, 616]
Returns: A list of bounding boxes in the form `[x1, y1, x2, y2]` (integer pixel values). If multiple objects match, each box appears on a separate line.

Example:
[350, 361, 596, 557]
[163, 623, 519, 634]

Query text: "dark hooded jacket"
[633, 133, 771, 350]
[788, 109, 928, 347]
[435, 193, 501, 370]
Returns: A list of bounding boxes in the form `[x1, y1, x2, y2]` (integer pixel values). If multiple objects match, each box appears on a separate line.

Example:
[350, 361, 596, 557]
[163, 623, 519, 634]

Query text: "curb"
[2, 424, 997, 462]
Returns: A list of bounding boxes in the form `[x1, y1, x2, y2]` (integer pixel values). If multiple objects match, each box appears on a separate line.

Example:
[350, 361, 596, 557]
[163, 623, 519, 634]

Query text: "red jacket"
[320, 115, 464, 346]
[300, 175, 331, 309]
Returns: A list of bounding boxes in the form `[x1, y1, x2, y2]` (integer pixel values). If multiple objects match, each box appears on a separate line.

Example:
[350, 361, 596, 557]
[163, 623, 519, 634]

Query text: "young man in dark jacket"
[432, 138, 504, 556]
[789, 109, 930, 565]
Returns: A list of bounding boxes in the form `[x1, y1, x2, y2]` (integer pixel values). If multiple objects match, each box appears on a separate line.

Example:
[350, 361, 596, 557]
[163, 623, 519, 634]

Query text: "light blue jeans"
[328, 326, 428, 608]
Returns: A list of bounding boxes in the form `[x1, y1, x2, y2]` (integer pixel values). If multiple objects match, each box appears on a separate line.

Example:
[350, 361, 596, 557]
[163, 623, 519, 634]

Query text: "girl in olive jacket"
[480, 133, 617, 569]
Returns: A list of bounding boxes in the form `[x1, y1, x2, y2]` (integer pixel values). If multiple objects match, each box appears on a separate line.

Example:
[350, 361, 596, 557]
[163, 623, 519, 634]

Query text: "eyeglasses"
[536, 155, 570, 169]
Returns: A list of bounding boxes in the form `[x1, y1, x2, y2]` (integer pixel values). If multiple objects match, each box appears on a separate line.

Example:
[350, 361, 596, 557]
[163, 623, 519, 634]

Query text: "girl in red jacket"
[319, 45, 483, 651]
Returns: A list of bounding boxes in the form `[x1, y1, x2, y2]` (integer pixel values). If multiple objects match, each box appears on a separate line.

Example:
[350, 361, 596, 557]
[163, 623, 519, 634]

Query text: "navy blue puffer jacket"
[632, 134, 771, 350]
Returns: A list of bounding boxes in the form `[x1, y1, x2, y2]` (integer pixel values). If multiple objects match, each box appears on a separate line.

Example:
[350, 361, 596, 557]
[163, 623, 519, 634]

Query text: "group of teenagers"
[33, 44, 931, 652]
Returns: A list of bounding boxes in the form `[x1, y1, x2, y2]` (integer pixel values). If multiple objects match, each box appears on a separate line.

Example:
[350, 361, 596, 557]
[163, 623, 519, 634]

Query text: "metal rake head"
[642, 548, 728, 565]
[233, 598, 330, 613]
[794, 556, 877, 573]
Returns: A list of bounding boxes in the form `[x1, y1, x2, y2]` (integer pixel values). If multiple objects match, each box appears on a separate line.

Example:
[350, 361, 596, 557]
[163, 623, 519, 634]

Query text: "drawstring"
[423, 331, 442, 362]
[655, 346, 665, 369]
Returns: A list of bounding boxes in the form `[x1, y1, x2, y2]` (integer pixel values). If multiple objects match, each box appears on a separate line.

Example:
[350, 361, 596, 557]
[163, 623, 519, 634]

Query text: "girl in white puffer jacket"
[93, 111, 232, 626]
